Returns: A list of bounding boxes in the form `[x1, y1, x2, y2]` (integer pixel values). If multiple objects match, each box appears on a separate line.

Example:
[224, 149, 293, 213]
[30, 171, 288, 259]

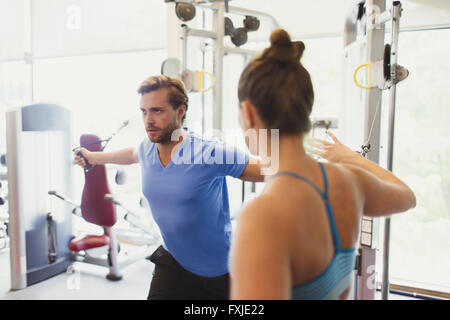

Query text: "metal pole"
[212, 3, 224, 132]
[180, 24, 188, 72]
[382, 0, 402, 301]
[201, 9, 206, 135]
[364, 0, 385, 164]
[352, 0, 385, 301]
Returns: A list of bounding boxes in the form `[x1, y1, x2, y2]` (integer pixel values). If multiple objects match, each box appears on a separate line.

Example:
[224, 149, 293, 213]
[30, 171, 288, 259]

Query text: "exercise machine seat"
[80, 134, 117, 227]
[69, 235, 111, 252]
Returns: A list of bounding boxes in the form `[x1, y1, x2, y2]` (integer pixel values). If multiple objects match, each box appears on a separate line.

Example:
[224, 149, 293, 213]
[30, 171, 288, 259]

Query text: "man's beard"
[147, 119, 180, 144]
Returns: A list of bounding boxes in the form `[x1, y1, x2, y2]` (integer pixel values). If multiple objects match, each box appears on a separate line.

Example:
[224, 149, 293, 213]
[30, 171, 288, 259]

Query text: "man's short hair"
[138, 75, 189, 122]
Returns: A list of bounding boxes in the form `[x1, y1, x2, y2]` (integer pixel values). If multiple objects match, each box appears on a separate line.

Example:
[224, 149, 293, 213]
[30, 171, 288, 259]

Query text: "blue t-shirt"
[137, 131, 249, 277]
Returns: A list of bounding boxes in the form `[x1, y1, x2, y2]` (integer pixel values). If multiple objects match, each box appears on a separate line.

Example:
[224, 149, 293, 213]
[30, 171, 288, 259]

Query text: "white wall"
[0, 0, 26, 61]
[2, 0, 449, 63]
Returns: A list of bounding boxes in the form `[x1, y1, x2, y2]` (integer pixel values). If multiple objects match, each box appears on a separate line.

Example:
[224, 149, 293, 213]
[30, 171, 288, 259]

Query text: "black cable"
[72, 120, 130, 172]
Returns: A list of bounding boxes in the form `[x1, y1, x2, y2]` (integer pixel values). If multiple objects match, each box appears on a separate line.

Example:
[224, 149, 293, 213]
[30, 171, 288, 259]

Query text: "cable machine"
[162, 0, 280, 131]
[343, 0, 409, 300]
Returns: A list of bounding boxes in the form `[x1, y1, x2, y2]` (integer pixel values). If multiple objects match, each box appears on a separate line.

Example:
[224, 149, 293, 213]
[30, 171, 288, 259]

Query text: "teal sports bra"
[269, 163, 356, 300]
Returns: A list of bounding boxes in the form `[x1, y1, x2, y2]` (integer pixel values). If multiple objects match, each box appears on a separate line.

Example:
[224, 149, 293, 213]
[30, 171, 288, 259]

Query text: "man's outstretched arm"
[238, 156, 265, 182]
[74, 147, 138, 168]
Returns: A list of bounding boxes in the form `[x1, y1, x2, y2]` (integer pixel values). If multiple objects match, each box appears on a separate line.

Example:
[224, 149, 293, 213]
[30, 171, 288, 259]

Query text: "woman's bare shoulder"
[238, 193, 282, 223]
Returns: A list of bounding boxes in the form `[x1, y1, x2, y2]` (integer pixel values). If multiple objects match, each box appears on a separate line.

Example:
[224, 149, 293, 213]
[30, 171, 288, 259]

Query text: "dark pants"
[147, 245, 230, 300]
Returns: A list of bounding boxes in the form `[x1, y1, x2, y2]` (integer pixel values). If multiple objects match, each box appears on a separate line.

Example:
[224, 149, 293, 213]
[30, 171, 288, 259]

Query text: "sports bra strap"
[318, 162, 329, 199]
[269, 171, 325, 200]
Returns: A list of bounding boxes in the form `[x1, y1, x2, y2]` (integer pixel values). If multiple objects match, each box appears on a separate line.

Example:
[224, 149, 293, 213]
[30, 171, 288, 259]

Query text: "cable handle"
[76, 151, 94, 172]
[46, 212, 57, 264]
[73, 120, 130, 173]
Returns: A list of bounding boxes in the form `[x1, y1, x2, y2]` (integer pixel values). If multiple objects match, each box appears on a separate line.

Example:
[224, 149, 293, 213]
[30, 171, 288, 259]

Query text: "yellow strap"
[353, 63, 372, 89]
[196, 71, 215, 93]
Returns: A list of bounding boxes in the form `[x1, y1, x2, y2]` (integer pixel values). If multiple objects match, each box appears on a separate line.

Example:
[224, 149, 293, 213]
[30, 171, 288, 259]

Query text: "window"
[384, 28, 450, 294]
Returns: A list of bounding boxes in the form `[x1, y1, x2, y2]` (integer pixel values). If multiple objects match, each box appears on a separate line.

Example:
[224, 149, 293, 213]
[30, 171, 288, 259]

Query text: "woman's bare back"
[261, 162, 363, 298]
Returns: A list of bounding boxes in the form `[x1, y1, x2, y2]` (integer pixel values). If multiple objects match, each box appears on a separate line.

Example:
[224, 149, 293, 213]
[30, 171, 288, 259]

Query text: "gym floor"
[0, 246, 156, 300]
[0, 247, 417, 300]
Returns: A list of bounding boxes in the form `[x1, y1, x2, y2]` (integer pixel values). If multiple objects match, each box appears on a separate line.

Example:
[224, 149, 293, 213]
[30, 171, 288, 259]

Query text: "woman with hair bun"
[230, 29, 416, 300]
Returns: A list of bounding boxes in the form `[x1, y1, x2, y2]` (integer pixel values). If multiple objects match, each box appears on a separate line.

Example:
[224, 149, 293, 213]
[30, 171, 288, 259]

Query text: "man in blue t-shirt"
[75, 75, 264, 299]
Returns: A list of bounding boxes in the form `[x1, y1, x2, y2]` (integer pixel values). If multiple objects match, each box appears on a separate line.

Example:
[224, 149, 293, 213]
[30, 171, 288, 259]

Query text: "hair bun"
[263, 29, 305, 64]
[270, 29, 292, 47]
[292, 41, 305, 60]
